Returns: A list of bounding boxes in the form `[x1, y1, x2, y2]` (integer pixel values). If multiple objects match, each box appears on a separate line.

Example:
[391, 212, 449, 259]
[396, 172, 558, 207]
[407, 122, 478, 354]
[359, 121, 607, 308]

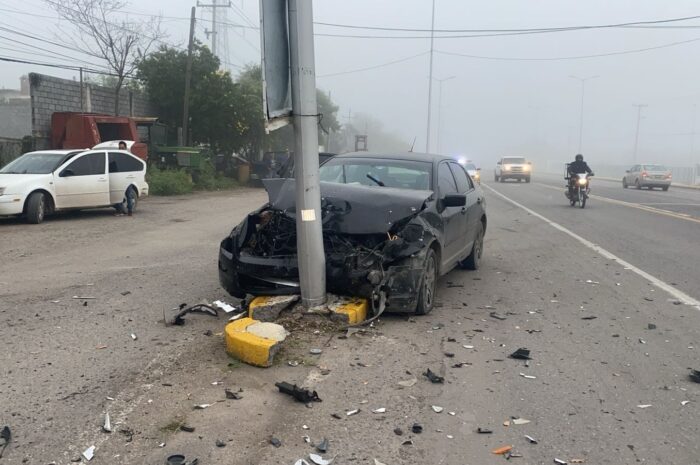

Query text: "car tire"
[500, 176, 506, 183]
[26, 192, 46, 224]
[494, 175, 499, 182]
[116, 187, 138, 214]
[460, 222, 484, 271]
[622, 178, 628, 188]
[635, 179, 641, 189]
[662, 186, 669, 191]
[415, 248, 438, 315]
[525, 177, 531, 183]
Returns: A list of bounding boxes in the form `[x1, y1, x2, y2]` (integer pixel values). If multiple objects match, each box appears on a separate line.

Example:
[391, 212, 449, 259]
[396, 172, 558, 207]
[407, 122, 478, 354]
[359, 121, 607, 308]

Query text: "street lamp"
[569, 75, 599, 153]
[435, 75, 456, 154]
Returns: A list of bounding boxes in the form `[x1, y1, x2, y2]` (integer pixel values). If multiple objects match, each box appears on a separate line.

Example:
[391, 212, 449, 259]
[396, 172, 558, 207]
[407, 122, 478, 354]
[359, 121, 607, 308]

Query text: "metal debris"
[130, 333, 137, 340]
[194, 404, 212, 409]
[275, 382, 321, 403]
[225, 389, 242, 400]
[102, 413, 112, 433]
[372, 408, 386, 414]
[489, 311, 508, 320]
[309, 453, 333, 465]
[647, 323, 657, 330]
[477, 427, 493, 434]
[423, 368, 444, 384]
[525, 434, 538, 444]
[180, 425, 195, 433]
[580, 316, 597, 320]
[316, 438, 329, 453]
[519, 373, 537, 379]
[82, 445, 95, 461]
[681, 400, 690, 406]
[463, 345, 474, 349]
[215, 440, 226, 448]
[346, 409, 360, 416]
[554, 459, 568, 465]
[509, 348, 531, 360]
[213, 300, 238, 313]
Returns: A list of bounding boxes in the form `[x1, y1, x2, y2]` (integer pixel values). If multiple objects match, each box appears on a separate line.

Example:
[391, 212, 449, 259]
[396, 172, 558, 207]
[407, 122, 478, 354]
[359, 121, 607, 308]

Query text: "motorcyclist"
[566, 154, 594, 197]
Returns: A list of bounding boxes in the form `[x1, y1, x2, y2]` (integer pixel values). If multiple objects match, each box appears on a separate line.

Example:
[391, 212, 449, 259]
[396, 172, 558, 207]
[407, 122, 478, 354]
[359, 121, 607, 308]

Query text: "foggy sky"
[2, 0, 700, 167]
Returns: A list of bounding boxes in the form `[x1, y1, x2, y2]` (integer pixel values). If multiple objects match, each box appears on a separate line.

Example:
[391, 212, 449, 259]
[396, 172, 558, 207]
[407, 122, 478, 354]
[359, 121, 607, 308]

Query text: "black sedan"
[218, 152, 487, 315]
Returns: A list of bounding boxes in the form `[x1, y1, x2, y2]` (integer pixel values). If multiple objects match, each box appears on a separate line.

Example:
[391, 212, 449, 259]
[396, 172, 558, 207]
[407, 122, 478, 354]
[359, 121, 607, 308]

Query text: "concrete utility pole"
[632, 104, 648, 163]
[288, 0, 326, 308]
[183, 7, 196, 146]
[198, 0, 231, 58]
[569, 75, 599, 153]
[435, 75, 455, 154]
[425, 0, 436, 153]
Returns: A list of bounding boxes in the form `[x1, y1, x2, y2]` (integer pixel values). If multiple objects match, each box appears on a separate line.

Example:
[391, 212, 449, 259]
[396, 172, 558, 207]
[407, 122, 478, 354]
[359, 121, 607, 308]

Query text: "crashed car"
[219, 152, 486, 315]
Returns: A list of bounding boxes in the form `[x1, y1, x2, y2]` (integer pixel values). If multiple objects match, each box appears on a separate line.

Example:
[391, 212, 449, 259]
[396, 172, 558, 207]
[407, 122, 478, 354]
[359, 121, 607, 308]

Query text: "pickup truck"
[495, 156, 532, 183]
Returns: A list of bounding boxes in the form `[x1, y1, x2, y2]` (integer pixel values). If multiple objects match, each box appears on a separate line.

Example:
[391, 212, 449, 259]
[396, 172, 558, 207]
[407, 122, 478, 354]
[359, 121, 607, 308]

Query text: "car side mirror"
[60, 169, 75, 177]
[443, 193, 466, 207]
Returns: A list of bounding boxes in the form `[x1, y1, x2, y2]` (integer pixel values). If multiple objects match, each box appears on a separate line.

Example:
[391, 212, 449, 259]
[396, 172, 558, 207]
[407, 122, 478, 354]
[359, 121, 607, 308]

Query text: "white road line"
[484, 184, 700, 309]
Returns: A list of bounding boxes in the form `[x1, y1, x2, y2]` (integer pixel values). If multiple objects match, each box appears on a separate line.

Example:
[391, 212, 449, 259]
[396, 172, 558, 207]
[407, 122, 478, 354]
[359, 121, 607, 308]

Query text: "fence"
[545, 160, 700, 185]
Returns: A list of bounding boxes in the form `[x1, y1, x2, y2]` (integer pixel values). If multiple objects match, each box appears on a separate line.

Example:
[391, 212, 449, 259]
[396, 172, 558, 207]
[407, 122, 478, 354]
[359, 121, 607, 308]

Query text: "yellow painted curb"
[330, 298, 368, 325]
[224, 317, 284, 367]
[248, 296, 272, 317]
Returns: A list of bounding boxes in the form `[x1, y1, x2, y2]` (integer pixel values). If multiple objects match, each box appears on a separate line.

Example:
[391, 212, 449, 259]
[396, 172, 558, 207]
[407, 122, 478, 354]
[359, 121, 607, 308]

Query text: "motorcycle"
[565, 171, 593, 208]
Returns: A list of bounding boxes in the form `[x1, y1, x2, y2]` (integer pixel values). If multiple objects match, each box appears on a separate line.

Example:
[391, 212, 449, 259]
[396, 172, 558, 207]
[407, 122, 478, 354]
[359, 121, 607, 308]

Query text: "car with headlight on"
[495, 156, 531, 183]
[0, 148, 148, 223]
[218, 152, 487, 316]
[463, 162, 481, 184]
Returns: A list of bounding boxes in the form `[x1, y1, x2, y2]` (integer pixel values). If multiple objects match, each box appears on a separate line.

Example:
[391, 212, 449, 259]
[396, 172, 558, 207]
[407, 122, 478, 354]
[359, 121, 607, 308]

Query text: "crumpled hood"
[263, 178, 433, 234]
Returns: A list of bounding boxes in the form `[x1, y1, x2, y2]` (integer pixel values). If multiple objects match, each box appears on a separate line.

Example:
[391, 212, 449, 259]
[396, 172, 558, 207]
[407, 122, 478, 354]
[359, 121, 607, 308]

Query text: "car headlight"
[578, 178, 587, 185]
[503, 164, 512, 171]
[523, 165, 531, 171]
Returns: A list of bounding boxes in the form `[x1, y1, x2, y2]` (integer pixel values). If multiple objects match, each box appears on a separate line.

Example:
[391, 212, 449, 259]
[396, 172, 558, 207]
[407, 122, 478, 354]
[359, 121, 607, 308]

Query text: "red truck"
[50, 112, 148, 160]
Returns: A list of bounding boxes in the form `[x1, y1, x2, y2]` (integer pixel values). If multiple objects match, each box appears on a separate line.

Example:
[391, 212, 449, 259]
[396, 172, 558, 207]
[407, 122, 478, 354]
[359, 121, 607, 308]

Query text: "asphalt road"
[1, 182, 698, 465]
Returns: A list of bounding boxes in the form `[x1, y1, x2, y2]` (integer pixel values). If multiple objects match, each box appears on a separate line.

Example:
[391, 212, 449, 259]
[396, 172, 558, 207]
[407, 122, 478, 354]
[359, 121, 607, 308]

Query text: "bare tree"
[47, 0, 163, 115]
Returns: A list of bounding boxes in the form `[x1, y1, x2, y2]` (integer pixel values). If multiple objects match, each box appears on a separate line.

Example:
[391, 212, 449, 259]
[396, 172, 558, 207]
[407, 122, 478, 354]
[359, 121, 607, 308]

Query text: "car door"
[437, 161, 463, 270]
[53, 151, 109, 209]
[449, 162, 480, 255]
[108, 151, 145, 204]
[630, 165, 640, 183]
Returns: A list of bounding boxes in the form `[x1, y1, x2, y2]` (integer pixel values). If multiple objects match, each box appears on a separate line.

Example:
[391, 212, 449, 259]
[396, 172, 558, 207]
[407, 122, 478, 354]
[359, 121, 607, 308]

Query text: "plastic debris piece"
[689, 370, 700, 383]
[447, 435, 454, 439]
[216, 439, 226, 448]
[525, 434, 538, 444]
[166, 454, 186, 465]
[194, 404, 212, 409]
[302, 425, 309, 430]
[503, 420, 511, 427]
[444, 352, 455, 358]
[512, 418, 530, 425]
[303, 436, 311, 444]
[275, 382, 321, 403]
[158, 443, 166, 448]
[213, 300, 237, 313]
[398, 378, 417, 387]
[394, 428, 403, 436]
[554, 459, 568, 465]
[180, 425, 195, 432]
[102, 413, 112, 433]
[330, 413, 341, 419]
[172, 303, 219, 326]
[581, 316, 597, 320]
[309, 453, 333, 465]
[431, 405, 444, 413]
[648, 323, 657, 330]
[310, 348, 323, 355]
[519, 373, 537, 379]
[0, 426, 11, 459]
[346, 409, 360, 416]
[225, 389, 242, 400]
[288, 361, 300, 367]
[316, 438, 329, 453]
[374, 459, 387, 465]
[294, 460, 311, 465]
[270, 437, 282, 448]
[490, 312, 507, 320]
[637, 404, 652, 409]
[477, 427, 493, 434]
[402, 439, 414, 446]
[82, 445, 95, 461]
[423, 369, 444, 384]
[509, 348, 531, 360]
[463, 345, 475, 349]
[411, 423, 423, 434]
[492, 445, 513, 455]
[130, 333, 137, 340]
[448, 411, 456, 416]
[372, 408, 386, 414]
[681, 400, 690, 406]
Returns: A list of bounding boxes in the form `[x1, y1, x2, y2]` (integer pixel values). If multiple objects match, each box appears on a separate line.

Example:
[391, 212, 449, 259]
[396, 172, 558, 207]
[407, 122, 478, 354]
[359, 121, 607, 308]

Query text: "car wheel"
[26, 192, 45, 224]
[525, 177, 531, 183]
[494, 175, 499, 182]
[415, 248, 438, 315]
[622, 178, 628, 188]
[116, 187, 138, 214]
[460, 221, 484, 271]
[662, 186, 669, 191]
[635, 179, 641, 189]
[500, 176, 506, 183]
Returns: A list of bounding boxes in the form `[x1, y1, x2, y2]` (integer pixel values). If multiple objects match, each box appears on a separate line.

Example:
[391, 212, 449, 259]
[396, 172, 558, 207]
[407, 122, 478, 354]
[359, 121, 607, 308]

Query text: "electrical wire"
[317, 51, 429, 78]
[0, 55, 121, 75]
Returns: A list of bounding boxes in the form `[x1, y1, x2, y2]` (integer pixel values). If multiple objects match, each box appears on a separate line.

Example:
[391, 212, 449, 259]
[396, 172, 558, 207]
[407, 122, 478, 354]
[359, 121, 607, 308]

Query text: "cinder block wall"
[29, 73, 157, 149]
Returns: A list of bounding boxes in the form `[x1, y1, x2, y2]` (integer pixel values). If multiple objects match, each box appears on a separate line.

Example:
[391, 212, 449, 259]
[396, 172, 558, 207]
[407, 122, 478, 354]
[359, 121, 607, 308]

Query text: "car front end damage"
[219, 179, 439, 313]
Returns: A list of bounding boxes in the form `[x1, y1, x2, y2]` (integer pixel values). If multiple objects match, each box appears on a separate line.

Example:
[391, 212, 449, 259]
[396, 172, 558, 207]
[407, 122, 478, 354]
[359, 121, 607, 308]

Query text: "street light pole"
[435, 75, 455, 154]
[425, 0, 436, 153]
[632, 104, 648, 163]
[569, 75, 599, 153]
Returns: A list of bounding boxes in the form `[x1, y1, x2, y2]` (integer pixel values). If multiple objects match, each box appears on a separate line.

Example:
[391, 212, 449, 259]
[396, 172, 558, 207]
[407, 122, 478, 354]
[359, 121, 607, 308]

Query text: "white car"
[0, 148, 149, 223]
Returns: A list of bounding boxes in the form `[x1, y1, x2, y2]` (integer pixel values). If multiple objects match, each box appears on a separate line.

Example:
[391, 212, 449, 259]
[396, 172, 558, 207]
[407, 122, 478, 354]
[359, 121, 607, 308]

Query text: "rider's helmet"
[575, 154, 584, 162]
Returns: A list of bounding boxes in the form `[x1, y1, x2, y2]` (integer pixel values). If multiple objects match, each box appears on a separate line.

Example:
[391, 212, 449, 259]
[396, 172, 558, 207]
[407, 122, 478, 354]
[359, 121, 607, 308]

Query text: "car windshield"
[0, 151, 79, 174]
[319, 157, 433, 190]
[503, 157, 526, 164]
[644, 164, 667, 171]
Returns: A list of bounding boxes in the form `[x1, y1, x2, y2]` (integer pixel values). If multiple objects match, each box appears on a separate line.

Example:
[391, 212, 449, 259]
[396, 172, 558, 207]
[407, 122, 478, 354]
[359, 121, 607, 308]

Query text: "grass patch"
[147, 167, 194, 196]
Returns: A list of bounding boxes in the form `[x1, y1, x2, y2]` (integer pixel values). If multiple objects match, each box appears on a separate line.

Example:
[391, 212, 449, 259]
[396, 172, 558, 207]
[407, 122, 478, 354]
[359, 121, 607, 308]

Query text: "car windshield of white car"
[503, 157, 526, 164]
[0, 152, 79, 174]
[319, 158, 433, 190]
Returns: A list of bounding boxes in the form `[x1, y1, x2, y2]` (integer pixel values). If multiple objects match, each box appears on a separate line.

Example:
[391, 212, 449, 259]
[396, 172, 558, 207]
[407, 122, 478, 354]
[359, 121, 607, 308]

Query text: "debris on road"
[647, 323, 657, 330]
[275, 382, 321, 403]
[194, 404, 212, 409]
[509, 348, 531, 360]
[179, 425, 195, 433]
[102, 413, 112, 433]
[0, 426, 11, 459]
[225, 389, 242, 400]
[519, 373, 537, 379]
[681, 400, 690, 406]
[492, 445, 513, 455]
[411, 423, 423, 434]
[489, 311, 508, 320]
[525, 434, 538, 444]
[372, 408, 386, 414]
[165, 454, 186, 465]
[512, 418, 531, 425]
[570, 460, 585, 464]
[689, 369, 700, 383]
[213, 300, 238, 313]
[423, 369, 445, 384]
[393, 428, 403, 436]
[554, 459, 568, 465]
[309, 453, 333, 465]
[249, 295, 300, 322]
[294, 460, 311, 465]
[637, 404, 652, 409]
[397, 378, 417, 388]
[346, 409, 360, 416]
[72, 296, 96, 300]
[226, 318, 289, 367]
[215, 439, 226, 448]
[644, 297, 654, 302]
[310, 348, 323, 355]
[477, 427, 493, 434]
[82, 445, 95, 461]
[171, 303, 219, 326]
[130, 333, 137, 340]
[374, 459, 387, 465]
[270, 437, 282, 448]
[316, 438, 329, 453]
[431, 405, 444, 413]
[581, 316, 597, 320]
[444, 352, 455, 358]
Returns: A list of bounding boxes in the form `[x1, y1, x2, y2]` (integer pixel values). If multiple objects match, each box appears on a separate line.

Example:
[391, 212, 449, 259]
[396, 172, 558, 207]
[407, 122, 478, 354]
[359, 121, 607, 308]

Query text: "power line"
[435, 37, 700, 61]
[0, 55, 122, 75]
[0, 35, 107, 67]
[317, 51, 429, 78]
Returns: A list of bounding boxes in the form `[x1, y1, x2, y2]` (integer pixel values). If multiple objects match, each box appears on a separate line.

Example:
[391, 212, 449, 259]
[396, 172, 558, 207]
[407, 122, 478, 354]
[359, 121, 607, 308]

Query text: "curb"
[248, 295, 299, 322]
[224, 317, 287, 367]
[329, 298, 368, 325]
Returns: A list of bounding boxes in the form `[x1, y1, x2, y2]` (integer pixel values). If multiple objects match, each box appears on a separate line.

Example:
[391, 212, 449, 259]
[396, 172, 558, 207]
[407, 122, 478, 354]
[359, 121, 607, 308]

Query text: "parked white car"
[0, 148, 148, 223]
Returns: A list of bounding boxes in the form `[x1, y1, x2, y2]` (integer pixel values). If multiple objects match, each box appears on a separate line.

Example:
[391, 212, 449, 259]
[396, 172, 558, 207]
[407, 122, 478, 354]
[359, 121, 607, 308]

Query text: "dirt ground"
[1, 186, 698, 465]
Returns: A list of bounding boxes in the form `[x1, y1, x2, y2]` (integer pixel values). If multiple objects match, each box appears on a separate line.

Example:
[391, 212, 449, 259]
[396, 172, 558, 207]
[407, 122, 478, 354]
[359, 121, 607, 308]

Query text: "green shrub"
[147, 167, 194, 196]
[193, 161, 240, 191]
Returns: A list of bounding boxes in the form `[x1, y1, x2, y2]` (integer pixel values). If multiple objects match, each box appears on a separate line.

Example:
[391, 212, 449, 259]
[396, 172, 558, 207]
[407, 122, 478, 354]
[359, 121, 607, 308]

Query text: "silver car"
[622, 164, 672, 191]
